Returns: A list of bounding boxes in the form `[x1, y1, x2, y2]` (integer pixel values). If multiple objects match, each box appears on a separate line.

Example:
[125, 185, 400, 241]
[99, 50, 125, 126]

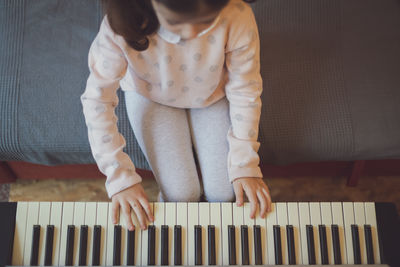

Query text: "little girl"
[81, 0, 272, 231]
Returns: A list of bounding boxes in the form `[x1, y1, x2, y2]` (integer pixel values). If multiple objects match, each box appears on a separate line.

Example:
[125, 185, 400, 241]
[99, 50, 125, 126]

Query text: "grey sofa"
[1, 0, 400, 180]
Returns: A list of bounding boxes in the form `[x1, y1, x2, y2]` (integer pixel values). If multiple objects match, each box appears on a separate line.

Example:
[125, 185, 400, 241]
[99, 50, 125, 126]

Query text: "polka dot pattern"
[194, 53, 202, 61]
[179, 64, 187, 72]
[164, 55, 172, 64]
[95, 104, 106, 114]
[102, 60, 110, 69]
[209, 65, 218, 72]
[248, 129, 256, 138]
[235, 114, 243, 121]
[207, 35, 216, 44]
[102, 135, 112, 143]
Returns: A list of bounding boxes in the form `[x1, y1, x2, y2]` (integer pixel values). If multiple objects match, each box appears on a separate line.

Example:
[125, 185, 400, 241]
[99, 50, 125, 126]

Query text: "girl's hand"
[111, 182, 154, 231]
[232, 177, 272, 219]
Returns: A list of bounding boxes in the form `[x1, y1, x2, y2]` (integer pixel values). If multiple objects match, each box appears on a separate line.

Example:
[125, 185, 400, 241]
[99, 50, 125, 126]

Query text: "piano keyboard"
[0, 201, 398, 266]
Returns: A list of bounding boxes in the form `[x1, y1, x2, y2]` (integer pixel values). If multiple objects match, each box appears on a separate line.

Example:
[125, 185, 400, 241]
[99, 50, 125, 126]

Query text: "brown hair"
[102, 0, 256, 51]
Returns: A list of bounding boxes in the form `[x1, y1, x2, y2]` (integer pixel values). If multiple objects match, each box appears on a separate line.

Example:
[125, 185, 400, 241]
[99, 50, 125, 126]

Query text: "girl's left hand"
[232, 177, 272, 219]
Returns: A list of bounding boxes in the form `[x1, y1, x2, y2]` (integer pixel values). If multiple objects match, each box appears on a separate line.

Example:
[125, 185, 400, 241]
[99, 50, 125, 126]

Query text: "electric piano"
[0, 201, 398, 266]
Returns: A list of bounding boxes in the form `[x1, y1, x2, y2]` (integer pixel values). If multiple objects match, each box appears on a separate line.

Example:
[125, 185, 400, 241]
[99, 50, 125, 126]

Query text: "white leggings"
[124, 90, 235, 202]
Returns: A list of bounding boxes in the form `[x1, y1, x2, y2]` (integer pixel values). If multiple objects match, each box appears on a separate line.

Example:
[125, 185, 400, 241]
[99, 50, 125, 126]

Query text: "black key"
[44, 225, 54, 266]
[319, 225, 329, 264]
[273, 225, 282, 265]
[174, 225, 182, 265]
[331, 224, 342, 265]
[208, 225, 216, 265]
[127, 229, 135, 265]
[287, 225, 296, 265]
[364, 224, 375, 264]
[306, 225, 316, 265]
[351, 224, 361, 264]
[113, 225, 121, 266]
[195, 225, 202, 265]
[228, 225, 236, 265]
[253, 225, 262, 265]
[65, 225, 75, 266]
[148, 225, 156, 265]
[79, 225, 88, 266]
[241, 225, 249, 265]
[0, 202, 17, 267]
[161, 225, 169, 265]
[30, 225, 40, 266]
[92, 225, 101, 266]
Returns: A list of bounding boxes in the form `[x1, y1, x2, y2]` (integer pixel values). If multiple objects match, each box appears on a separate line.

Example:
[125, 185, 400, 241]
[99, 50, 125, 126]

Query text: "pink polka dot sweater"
[81, 0, 263, 198]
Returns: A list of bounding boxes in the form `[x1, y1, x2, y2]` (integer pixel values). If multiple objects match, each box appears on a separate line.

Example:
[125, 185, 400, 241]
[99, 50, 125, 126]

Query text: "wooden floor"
[8, 175, 400, 214]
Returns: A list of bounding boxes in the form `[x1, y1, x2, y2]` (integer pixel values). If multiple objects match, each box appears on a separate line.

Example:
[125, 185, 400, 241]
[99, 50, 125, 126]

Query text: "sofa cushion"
[0, 0, 149, 169]
[0, 0, 399, 169]
[255, 0, 400, 164]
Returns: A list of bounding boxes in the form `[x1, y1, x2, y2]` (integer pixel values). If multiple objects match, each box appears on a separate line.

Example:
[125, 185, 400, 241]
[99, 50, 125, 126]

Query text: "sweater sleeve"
[80, 16, 142, 198]
[224, 2, 263, 182]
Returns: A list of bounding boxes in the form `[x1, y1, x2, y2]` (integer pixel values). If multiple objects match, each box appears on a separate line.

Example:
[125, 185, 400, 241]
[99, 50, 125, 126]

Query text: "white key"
[165, 202, 175, 265]
[96, 202, 109, 266]
[364, 202, 381, 263]
[50, 202, 62, 266]
[331, 202, 347, 264]
[199, 202, 209, 265]
[187, 202, 198, 265]
[141, 202, 153, 266]
[106, 202, 114, 266]
[176, 202, 187, 265]
[73, 202, 85, 266]
[354, 202, 367, 264]
[243, 202, 255, 265]
[153, 202, 164, 266]
[320, 202, 334, 264]
[266, 202, 276, 265]
[343, 202, 355, 264]
[287, 202, 301, 264]
[210, 202, 222, 265]
[23, 202, 39, 266]
[255, 203, 267, 265]
[233, 202, 243, 265]
[276, 202, 288, 265]
[309, 202, 321, 265]
[298, 202, 310, 265]
[221, 202, 232, 265]
[59, 202, 74, 266]
[85, 202, 97, 265]
[38, 202, 51, 266]
[12, 202, 28, 266]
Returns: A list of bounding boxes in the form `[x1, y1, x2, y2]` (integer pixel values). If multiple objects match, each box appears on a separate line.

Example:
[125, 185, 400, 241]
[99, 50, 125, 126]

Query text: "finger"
[243, 187, 258, 219]
[233, 182, 244, 206]
[129, 200, 148, 230]
[112, 199, 120, 224]
[138, 197, 154, 222]
[120, 201, 135, 231]
[256, 190, 267, 218]
[262, 186, 272, 212]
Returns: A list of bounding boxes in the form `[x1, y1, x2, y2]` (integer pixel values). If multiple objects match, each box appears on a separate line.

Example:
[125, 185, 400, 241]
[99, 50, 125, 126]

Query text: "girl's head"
[104, 0, 255, 51]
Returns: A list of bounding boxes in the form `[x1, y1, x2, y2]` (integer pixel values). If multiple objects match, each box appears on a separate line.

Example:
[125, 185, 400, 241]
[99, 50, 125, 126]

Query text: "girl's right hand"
[111, 182, 154, 231]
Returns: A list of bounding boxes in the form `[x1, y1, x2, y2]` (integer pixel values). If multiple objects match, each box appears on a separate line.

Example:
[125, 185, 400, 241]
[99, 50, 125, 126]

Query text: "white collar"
[156, 14, 221, 44]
